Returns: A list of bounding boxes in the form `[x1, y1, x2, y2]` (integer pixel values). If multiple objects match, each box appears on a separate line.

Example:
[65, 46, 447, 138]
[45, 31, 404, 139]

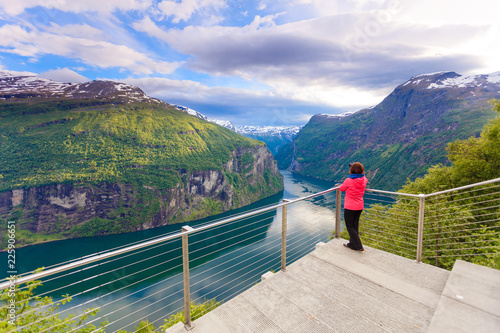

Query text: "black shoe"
[344, 243, 364, 252]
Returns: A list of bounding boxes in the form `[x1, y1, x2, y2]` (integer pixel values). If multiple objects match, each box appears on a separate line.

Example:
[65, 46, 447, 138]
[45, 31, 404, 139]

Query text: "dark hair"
[350, 162, 364, 174]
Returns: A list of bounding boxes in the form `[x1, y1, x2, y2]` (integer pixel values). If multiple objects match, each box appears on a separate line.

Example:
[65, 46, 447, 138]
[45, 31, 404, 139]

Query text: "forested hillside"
[0, 100, 258, 191]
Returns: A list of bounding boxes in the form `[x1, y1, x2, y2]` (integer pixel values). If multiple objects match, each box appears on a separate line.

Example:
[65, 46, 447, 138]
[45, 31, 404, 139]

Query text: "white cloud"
[0, 24, 183, 75]
[0, 0, 152, 17]
[121, 76, 268, 105]
[155, 0, 225, 24]
[45, 23, 104, 40]
[119, 76, 328, 125]
[39, 67, 89, 82]
[0, 66, 37, 77]
[133, 9, 488, 108]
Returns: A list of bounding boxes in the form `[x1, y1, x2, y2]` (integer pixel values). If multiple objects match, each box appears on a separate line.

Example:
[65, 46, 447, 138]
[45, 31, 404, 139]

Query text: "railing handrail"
[366, 188, 421, 198]
[0, 186, 339, 290]
[367, 177, 500, 198]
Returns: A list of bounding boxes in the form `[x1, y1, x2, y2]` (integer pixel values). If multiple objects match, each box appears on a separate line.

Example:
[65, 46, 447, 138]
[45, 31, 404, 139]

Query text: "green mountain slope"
[276, 72, 500, 190]
[0, 100, 257, 190]
[0, 77, 283, 246]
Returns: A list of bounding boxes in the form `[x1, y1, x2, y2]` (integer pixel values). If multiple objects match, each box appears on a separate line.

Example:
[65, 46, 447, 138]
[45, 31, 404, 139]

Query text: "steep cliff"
[276, 72, 500, 190]
[0, 74, 283, 246]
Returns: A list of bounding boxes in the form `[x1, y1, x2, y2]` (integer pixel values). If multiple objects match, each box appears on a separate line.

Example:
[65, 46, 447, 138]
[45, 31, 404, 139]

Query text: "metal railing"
[1, 177, 499, 332]
[359, 178, 500, 270]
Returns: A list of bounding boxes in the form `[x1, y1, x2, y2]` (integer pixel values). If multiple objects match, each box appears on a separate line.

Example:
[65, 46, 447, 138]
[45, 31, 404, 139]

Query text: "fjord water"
[3, 171, 339, 331]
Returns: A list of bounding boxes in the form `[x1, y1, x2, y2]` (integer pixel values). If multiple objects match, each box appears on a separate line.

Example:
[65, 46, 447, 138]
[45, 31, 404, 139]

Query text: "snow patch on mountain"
[236, 125, 302, 140]
[172, 104, 302, 138]
[486, 72, 500, 84]
[427, 74, 478, 89]
[210, 119, 236, 131]
[173, 105, 236, 131]
[399, 71, 500, 90]
[0, 73, 77, 96]
[319, 110, 358, 119]
[172, 105, 208, 120]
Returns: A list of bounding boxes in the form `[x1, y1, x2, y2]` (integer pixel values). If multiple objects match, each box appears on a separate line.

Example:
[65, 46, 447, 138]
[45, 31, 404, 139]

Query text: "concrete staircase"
[167, 238, 500, 332]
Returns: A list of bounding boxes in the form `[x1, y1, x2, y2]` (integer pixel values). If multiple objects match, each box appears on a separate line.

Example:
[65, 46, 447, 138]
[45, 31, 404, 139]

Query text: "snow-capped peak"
[427, 74, 479, 89]
[486, 71, 500, 84]
[425, 72, 500, 89]
[400, 71, 500, 90]
[210, 119, 236, 131]
[236, 125, 302, 141]
[0, 71, 166, 106]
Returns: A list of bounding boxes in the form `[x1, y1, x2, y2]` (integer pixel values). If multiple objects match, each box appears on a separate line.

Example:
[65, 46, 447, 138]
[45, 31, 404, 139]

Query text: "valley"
[0, 73, 283, 247]
[1, 70, 499, 247]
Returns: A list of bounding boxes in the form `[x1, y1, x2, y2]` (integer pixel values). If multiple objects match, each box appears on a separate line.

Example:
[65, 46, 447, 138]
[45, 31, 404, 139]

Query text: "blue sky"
[0, 0, 499, 126]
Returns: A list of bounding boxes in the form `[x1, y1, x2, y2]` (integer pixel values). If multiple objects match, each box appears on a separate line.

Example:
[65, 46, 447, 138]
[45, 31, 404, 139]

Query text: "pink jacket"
[339, 176, 368, 210]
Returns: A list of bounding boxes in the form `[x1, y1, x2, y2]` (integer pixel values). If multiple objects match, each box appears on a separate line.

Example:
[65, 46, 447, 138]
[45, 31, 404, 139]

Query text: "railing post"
[335, 188, 342, 238]
[281, 199, 289, 272]
[416, 194, 425, 263]
[182, 225, 195, 330]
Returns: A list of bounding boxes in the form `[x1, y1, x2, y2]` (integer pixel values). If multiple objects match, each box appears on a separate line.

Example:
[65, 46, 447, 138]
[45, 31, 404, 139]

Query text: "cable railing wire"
[423, 232, 500, 244]
[68, 270, 185, 333]
[5, 239, 182, 315]
[7, 238, 183, 310]
[189, 235, 283, 287]
[424, 184, 500, 205]
[29, 251, 184, 331]
[25, 260, 185, 333]
[425, 202, 500, 219]
[425, 193, 500, 212]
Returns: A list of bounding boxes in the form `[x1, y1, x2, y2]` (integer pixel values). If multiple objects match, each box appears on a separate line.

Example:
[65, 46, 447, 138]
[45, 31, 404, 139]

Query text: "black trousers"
[344, 208, 363, 250]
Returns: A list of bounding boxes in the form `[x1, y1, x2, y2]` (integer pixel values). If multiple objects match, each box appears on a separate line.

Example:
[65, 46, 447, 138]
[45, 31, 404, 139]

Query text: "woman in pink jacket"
[339, 162, 368, 251]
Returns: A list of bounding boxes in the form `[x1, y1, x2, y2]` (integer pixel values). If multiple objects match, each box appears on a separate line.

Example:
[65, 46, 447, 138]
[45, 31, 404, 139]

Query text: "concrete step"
[311, 238, 450, 309]
[427, 260, 500, 333]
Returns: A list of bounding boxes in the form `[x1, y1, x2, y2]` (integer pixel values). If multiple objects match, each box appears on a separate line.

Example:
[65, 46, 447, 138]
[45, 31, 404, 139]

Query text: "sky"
[0, 0, 499, 126]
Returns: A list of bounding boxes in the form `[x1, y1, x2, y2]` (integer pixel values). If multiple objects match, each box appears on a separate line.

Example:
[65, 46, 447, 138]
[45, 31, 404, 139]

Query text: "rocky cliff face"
[0, 145, 282, 240]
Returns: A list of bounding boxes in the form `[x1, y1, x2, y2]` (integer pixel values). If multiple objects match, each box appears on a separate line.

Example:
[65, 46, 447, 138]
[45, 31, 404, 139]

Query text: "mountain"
[236, 125, 302, 155]
[276, 71, 500, 190]
[171, 104, 301, 155]
[173, 104, 237, 131]
[0, 71, 162, 104]
[0, 73, 283, 246]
